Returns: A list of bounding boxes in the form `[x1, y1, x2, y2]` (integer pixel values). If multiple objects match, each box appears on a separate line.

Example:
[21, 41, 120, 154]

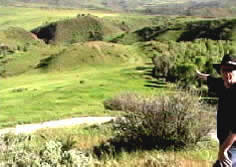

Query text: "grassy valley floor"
[0, 63, 169, 128]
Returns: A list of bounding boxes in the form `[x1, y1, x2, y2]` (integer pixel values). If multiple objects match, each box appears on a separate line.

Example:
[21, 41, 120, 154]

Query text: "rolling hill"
[31, 15, 124, 44]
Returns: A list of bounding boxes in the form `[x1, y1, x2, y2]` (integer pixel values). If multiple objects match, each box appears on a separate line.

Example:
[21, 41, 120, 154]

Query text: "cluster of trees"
[115, 18, 236, 45]
[150, 39, 234, 88]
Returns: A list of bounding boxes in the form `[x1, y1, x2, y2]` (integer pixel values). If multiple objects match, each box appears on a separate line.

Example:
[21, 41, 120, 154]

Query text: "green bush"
[104, 91, 215, 150]
[152, 53, 175, 78]
[150, 39, 234, 88]
[0, 134, 93, 167]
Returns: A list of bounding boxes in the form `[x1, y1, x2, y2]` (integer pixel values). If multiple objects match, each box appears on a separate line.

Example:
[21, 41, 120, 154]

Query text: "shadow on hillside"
[93, 135, 179, 159]
[135, 65, 168, 89]
[144, 80, 167, 88]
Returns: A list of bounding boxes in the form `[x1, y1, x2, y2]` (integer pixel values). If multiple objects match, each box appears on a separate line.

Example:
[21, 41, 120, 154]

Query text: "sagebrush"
[0, 134, 93, 167]
[102, 91, 215, 151]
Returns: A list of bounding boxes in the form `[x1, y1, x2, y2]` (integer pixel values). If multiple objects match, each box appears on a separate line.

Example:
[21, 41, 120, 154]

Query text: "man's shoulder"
[207, 76, 224, 86]
[208, 76, 222, 81]
[232, 84, 236, 92]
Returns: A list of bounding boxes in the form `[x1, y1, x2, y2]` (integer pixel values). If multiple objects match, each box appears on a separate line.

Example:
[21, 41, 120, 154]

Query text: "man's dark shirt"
[207, 76, 236, 146]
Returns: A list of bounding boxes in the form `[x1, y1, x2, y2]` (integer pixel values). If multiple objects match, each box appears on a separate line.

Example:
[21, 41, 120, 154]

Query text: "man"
[197, 54, 236, 167]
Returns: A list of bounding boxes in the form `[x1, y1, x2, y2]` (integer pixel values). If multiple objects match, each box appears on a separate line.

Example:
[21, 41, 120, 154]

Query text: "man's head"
[220, 65, 236, 88]
[214, 54, 236, 88]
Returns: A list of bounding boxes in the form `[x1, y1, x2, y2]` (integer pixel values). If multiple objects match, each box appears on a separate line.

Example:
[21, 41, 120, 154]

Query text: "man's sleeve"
[230, 92, 236, 134]
[230, 112, 236, 134]
[207, 76, 223, 97]
[231, 126, 236, 134]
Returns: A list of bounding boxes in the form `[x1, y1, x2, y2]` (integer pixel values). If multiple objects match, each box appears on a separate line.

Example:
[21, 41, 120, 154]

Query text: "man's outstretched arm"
[196, 69, 210, 81]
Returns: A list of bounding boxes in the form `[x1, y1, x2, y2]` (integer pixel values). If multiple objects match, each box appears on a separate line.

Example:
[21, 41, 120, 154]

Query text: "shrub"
[0, 134, 93, 167]
[152, 53, 175, 78]
[39, 140, 92, 167]
[104, 92, 144, 112]
[174, 63, 197, 88]
[104, 91, 215, 150]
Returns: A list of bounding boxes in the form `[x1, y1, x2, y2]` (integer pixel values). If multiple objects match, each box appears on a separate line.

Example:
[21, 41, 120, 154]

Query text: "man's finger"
[225, 152, 232, 164]
[222, 158, 232, 167]
[196, 69, 202, 75]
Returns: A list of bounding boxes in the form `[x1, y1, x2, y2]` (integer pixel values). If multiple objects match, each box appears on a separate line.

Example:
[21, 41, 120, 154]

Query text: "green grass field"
[0, 6, 119, 31]
[0, 6, 162, 32]
[0, 62, 169, 128]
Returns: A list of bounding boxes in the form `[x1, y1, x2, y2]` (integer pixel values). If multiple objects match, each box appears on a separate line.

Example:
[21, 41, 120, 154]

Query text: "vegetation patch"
[0, 27, 40, 50]
[149, 39, 235, 89]
[95, 91, 215, 157]
[37, 41, 143, 71]
[113, 18, 236, 44]
[32, 15, 124, 44]
[0, 123, 217, 167]
[0, 133, 93, 166]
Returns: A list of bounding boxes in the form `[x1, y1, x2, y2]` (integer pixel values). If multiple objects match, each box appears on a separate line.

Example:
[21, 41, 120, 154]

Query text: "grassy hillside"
[0, 27, 44, 77]
[0, 64, 162, 128]
[0, 6, 165, 42]
[0, 6, 165, 78]
[0, 44, 61, 77]
[0, 27, 38, 49]
[0, 6, 119, 31]
[0, 39, 147, 76]
[35, 41, 144, 71]
[0, 47, 163, 128]
[113, 18, 236, 44]
[0, 35, 158, 128]
[31, 14, 174, 44]
[32, 15, 124, 44]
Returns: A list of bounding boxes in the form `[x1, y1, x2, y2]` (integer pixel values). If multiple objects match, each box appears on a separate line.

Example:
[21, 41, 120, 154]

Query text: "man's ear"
[231, 71, 236, 83]
[232, 71, 236, 77]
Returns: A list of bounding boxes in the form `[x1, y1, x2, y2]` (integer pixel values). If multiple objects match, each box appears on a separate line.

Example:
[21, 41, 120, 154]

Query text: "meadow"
[0, 64, 166, 128]
[0, 6, 223, 166]
[0, 6, 119, 31]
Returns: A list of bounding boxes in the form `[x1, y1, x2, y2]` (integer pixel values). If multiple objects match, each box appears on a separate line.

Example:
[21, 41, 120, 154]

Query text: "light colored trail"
[0, 116, 218, 142]
[0, 117, 115, 135]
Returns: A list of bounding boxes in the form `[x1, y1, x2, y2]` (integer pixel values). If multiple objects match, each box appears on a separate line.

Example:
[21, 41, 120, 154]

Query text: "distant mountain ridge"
[0, 0, 236, 17]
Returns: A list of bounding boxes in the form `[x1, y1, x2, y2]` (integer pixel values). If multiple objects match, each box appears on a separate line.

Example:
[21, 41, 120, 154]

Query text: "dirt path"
[0, 116, 218, 142]
[0, 117, 115, 135]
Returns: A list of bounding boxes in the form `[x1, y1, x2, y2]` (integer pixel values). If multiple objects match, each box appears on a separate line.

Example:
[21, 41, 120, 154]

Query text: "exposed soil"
[0, 117, 115, 135]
